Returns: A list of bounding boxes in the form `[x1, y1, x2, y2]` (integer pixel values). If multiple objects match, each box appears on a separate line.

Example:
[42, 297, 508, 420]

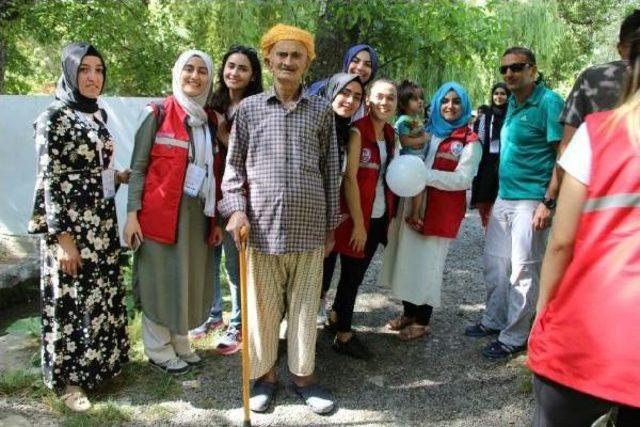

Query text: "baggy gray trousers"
[481, 197, 549, 347]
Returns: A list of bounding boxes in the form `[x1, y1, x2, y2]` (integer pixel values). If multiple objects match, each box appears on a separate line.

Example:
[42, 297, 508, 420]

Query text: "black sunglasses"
[499, 62, 531, 75]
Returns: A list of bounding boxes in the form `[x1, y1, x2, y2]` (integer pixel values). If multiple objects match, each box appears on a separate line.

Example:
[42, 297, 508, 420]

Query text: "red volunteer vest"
[528, 110, 640, 408]
[334, 115, 397, 258]
[420, 127, 478, 238]
[138, 96, 223, 244]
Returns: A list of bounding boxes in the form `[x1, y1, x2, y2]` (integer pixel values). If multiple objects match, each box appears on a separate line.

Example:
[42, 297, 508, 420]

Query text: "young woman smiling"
[125, 50, 224, 374]
[381, 82, 481, 341]
[317, 72, 364, 326]
[190, 46, 263, 356]
[329, 78, 398, 359]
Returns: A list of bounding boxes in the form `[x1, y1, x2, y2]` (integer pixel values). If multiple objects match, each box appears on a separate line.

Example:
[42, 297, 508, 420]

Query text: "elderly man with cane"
[219, 24, 341, 415]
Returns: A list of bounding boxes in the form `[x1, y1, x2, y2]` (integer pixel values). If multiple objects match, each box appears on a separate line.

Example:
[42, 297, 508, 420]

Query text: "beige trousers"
[142, 314, 196, 363]
[247, 247, 324, 378]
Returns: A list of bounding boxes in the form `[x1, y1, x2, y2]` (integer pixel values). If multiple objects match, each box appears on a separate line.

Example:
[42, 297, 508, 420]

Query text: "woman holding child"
[380, 82, 481, 340]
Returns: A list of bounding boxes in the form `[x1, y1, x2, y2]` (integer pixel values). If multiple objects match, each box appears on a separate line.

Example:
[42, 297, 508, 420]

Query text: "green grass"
[54, 400, 132, 427]
[0, 368, 50, 398]
[6, 316, 41, 338]
[0, 278, 40, 333]
[0, 252, 238, 424]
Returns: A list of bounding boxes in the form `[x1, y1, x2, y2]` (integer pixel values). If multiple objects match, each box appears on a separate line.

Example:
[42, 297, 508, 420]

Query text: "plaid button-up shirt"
[219, 87, 341, 254]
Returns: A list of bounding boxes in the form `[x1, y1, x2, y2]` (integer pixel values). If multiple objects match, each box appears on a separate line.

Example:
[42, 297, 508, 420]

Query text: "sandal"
[62, 390, 92, 412]
[324, 310, 338, 334]
[385, 315, 415, 331]
[404, 217, 423, 231]
[399, 324, 431, 341]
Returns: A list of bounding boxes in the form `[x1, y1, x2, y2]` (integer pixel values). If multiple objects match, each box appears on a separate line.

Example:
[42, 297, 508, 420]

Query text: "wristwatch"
[542, 197, 556, 210]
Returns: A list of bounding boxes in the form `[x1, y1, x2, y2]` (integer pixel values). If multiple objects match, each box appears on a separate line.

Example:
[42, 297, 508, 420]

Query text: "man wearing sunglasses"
[465, 46, 564, 360]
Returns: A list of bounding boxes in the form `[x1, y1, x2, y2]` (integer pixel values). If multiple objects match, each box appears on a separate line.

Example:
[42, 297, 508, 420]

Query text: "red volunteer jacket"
[334, 115, 397, 258]
[528, 110, 640, 408]
[137, 96, 223, 244]
[420, 127, 477, 238]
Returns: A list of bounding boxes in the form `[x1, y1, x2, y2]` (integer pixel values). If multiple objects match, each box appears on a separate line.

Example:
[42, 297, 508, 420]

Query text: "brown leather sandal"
[385, 315, 415, 331]
[399, 324, 431, 341]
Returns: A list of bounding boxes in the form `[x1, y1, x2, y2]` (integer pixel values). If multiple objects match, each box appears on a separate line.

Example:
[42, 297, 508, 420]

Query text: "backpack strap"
[149, 101, 165, 128]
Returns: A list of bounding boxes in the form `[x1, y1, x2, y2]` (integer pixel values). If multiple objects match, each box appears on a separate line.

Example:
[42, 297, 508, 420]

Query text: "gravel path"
[0, 210, 534, 426]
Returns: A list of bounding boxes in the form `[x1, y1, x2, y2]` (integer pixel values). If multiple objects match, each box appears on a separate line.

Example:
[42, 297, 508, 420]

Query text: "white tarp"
[0, 95, 159, 236]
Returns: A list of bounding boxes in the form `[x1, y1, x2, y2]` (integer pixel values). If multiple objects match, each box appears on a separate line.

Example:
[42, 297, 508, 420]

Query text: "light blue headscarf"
[425, 81, 472, 138]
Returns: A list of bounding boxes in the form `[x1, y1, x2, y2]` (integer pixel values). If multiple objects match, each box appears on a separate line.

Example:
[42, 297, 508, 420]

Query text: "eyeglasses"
[499, 62, 531, 75]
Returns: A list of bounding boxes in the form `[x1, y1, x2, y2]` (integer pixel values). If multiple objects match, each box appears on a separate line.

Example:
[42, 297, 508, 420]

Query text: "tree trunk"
[0, 36, 7, 93]
[309, 0, 360, 83]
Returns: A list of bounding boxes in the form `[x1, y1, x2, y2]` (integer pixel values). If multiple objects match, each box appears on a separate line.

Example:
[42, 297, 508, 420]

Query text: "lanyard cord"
[75, 110, 112, 169]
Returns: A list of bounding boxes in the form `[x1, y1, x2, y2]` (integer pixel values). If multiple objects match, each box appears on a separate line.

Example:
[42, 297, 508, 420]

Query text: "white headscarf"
[172, 50, 217, 216]
[171, 49, 213, 126]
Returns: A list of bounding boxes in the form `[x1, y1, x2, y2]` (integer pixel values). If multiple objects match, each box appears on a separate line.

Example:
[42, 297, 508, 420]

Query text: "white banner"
[0, 95, 160, 236]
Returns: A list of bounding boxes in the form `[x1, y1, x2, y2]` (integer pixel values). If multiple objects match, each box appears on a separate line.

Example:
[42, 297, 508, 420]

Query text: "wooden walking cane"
[239, 226, 251, 427]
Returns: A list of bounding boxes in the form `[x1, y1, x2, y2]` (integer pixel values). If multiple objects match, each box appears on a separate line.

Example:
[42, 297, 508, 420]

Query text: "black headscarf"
[323, 72, 364, 149]
[54, 42, 106, 114]
[488, 82, 509, 142]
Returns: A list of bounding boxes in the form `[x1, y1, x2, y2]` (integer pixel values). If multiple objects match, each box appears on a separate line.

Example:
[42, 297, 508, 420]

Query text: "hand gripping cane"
[239, 226, 251, 427]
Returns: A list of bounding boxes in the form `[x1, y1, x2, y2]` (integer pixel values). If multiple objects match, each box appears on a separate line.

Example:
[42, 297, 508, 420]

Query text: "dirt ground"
[0, 210, 534, 426]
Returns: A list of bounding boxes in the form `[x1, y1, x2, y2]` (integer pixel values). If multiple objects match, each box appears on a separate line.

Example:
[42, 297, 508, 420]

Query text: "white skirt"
[378, 198, 452, 307]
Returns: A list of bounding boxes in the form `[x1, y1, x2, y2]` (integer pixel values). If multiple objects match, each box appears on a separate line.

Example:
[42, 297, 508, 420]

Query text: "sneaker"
[189, 317, 225, 339]
[178, 352, 202, 365]
[215, 327, 242, 356]
[464, 323, 500, 338]
[332, 334, 372, 360]
[149, 357, 191, 375]
[316, 303, 328, 326]
[250, 380, 278, 413]
[482, 340, 526, 360]
[292, 382, 335, 415]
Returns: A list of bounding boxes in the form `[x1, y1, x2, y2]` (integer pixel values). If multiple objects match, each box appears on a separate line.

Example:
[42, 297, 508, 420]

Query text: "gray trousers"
[481, 197, 548, 347]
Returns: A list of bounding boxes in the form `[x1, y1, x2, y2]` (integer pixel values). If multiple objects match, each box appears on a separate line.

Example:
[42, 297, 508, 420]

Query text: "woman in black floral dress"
[28, 42, 129, 412]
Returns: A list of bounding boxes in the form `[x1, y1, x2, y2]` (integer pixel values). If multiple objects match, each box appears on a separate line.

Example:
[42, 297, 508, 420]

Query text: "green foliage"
[1, 0, 633, 103]
[6, 316, 41, 338]
[0, 368, 48, 397]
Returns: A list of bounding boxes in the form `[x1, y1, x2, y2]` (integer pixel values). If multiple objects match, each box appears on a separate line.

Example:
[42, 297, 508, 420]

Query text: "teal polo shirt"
[499, 83, 564, 200]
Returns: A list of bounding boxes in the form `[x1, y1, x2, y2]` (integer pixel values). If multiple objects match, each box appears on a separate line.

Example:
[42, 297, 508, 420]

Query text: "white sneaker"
[316, 304, 328, 326]
[178, 352, 201, 365]
[149, 357, 191, 375]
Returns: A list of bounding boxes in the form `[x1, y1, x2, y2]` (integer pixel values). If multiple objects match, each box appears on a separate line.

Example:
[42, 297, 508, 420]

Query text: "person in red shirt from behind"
[528, 31, 640, 427]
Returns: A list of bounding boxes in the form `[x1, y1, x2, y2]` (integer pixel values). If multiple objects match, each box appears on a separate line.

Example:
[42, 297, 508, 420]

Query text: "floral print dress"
[28, 105, 129, 390]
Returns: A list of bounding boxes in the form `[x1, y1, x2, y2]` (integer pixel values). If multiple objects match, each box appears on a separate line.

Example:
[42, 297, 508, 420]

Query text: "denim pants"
[209, 231, 241, 329]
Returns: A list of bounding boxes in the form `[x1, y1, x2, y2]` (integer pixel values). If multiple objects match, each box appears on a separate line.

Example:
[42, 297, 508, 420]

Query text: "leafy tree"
[1, 0, 631, 106]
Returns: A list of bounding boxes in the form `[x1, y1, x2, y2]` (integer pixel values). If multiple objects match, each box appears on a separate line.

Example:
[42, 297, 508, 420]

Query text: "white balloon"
[385, 155, 427, 197]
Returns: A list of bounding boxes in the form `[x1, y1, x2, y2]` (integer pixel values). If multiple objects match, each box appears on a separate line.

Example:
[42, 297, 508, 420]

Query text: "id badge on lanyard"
[101, 168, 117, 199]
[77, 111, 117, 199]
[183, 163, 206, 197]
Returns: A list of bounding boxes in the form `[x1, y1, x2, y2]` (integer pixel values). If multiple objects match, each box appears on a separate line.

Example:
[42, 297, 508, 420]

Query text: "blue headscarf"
[342, 44, 379, 84]
[425, 81, 472, 138]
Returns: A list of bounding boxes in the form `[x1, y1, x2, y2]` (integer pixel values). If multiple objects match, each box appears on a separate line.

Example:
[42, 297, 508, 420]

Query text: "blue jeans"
[209, 231, 241, 328]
